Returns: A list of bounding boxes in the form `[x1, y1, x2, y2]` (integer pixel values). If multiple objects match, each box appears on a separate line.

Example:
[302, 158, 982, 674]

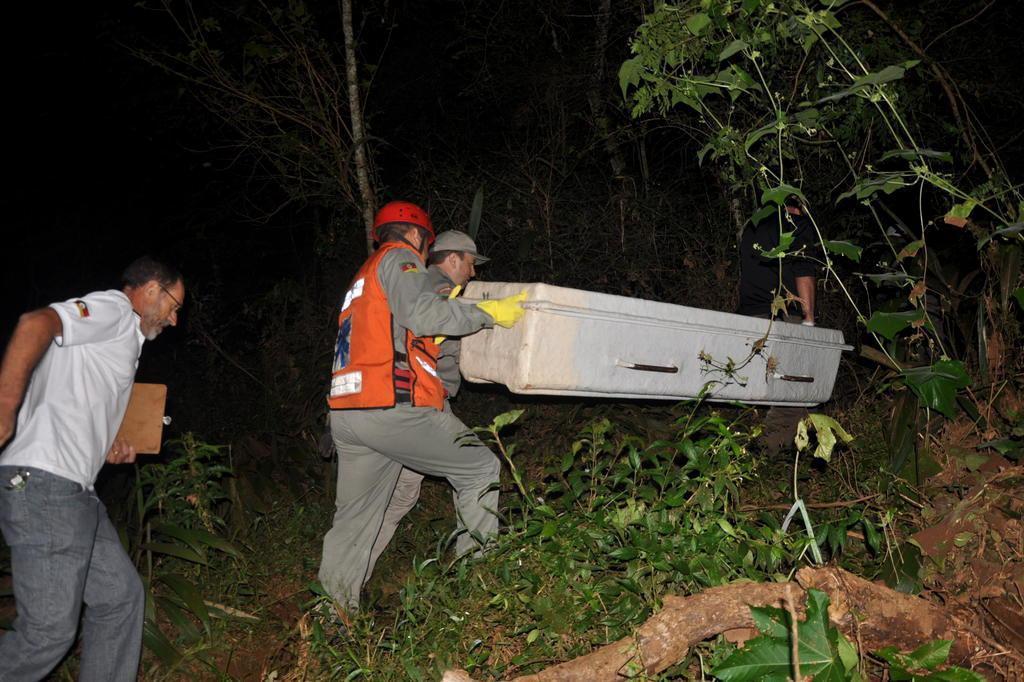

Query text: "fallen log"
[442, 566, 997, 682]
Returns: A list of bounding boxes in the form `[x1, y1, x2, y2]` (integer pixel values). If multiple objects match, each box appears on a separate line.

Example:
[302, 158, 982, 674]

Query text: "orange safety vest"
[328, 242, 446, 411]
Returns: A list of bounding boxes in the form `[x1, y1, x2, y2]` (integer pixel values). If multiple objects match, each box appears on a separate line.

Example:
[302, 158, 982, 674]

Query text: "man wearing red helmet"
[320, 201, 525, 613]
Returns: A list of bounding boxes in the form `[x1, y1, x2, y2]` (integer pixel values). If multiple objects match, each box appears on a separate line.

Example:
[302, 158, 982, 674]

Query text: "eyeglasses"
[160, 285, 183, 313]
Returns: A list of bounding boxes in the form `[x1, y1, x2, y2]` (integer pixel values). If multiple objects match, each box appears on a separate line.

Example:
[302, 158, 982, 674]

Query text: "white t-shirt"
[0, 290, 145, 488]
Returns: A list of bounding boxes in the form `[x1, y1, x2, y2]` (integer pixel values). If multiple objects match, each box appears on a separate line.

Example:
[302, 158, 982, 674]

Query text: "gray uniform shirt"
[376, 246, 491, 380]
[424, 265, 463, 397]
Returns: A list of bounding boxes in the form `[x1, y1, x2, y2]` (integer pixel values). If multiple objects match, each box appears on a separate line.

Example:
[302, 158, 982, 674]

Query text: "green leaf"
[153, 523, 241, 558]
[745, 120, 781, 153]
[837, 632, 858, 672]
[749, 605, 789, 639]
[749, 205, 776, 225]
[823, 240, 862, 262]
[976, 222, 1024, 249]
[795, 590, 845, 679]
[946, 200, 976, 220]
[897, 240, 924, 260]
[760, 231, 795, 259]
[862, 518, 881, 554]
[619, 57, 643, 99]
[686, 12, 712, 36]
[742, 0, 761, 14]
[906, 639, 951, 670]
[608, 546, 639, 561]
[159, 573, 211, 631]
[761, 184, 805, 206]
[880, 148, 953, 163]
[491, 409, 525, 431]
[1014, 287, 1024, 310]
[712, 635, 792, 681]
[805, 414, 854, 462]
[719, 39, 748, 61]
[142, 619, 183, 667]
[902, 360, 971, 419]
[865, 309, 925, 340]
[141, 542, 208, 565]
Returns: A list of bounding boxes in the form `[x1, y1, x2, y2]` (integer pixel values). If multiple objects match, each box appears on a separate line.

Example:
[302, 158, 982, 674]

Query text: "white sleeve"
[49, 291, 130, 347]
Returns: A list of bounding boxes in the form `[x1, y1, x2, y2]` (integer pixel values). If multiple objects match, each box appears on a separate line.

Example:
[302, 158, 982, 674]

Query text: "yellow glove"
[476, 291, 527, 328]
[434, 285, 463, 345]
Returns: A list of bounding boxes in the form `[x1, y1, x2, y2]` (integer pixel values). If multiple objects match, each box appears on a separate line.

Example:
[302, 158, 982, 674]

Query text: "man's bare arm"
[795, 275, 816, 324]
[0, 308, 62, 447]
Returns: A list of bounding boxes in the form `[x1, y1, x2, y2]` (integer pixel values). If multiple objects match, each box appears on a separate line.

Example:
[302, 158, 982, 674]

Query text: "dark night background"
[4, 0, 1024, 440]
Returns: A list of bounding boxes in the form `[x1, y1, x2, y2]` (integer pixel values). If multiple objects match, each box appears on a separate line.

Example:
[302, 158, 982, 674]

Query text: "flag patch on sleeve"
[400, 263, 420, 273]
[74, 300, 90, 318]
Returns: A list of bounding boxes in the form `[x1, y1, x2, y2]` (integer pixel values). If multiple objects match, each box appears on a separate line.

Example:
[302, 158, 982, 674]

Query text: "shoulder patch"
[74, 300, 90, 318]
[400, 263, 420, 273]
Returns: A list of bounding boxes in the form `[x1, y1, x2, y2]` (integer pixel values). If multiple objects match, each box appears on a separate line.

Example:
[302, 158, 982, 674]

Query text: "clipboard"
[115, 383, 168, 454]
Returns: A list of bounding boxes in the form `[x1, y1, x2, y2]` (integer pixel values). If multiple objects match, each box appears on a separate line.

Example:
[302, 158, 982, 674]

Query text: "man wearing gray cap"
[363, 230, 491, 586]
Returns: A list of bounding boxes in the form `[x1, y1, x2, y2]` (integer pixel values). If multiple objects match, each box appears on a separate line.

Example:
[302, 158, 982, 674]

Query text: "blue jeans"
[0, 466, 145, 681]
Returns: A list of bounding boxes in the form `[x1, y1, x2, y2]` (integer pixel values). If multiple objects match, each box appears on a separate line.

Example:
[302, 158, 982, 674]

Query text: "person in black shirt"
[737, 196, 820, 453]
[737, 198, 817, 324]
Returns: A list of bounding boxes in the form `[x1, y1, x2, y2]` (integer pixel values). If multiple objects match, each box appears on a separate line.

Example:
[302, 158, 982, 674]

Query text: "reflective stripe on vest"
[328, 242, 446, 410]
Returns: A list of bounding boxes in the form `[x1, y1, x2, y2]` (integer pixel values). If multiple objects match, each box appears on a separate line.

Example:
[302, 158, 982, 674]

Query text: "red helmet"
[372, 201, 435, 245]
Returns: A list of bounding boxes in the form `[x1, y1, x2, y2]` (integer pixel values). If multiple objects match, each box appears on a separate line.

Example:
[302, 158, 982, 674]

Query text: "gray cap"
[431, 230, 490, 264]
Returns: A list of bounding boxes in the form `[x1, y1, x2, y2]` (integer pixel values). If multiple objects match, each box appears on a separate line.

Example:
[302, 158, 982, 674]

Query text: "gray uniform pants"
[319, 405, 501, 609]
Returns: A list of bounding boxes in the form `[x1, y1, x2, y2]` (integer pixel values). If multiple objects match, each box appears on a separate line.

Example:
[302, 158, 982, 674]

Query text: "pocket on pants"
[0, 469, 96, 549]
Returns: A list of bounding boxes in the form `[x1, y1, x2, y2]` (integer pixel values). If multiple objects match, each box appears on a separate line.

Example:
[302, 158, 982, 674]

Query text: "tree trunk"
[444, 566, 1000, 681]
[341, 0, 377, 254]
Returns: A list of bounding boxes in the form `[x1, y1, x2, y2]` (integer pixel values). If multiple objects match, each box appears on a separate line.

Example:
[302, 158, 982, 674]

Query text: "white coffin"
[460, 282, 852, 407]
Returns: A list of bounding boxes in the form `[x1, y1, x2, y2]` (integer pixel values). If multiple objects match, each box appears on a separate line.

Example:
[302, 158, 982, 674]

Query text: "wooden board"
[115, 383, 167, 454]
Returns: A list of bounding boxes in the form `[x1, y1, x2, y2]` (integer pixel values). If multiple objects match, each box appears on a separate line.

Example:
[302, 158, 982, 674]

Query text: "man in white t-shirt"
[0, 256, 184, 681]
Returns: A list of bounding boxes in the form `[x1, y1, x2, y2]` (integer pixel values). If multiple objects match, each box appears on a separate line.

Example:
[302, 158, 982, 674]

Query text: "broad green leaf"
[865, 309, 925, 340]
[742, 0, 761, 14]
[491, 409, 525, 431]
[712, 635, 792, 681]
[749, 205, 776, 225]
[159, 573, 211, 631]
[1014, 287, 1024, 310]
[760, 231, 795, 259]
[823, 240, 862, 262]
[906, 639, 951, 670]
[749, 605, 789, 639]
[837, 174, 908, 201]
[719, 39, 748, 61]
[619, 57, 643, 98]
[946, 200, 976, 220]
[686, 12, 712, 35]
[795, 590, 845, 679]
[761, 183, 805, 206]
[897, 240, 924, 260]
[806, 414, 854, 462]
[902, 360, 971, 418]
[837, 632, 858, 672]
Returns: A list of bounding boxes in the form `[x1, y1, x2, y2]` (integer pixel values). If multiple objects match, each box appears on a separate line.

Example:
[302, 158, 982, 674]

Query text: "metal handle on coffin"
[773, 373, 814, 383]
[615, 359, 679, 374]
